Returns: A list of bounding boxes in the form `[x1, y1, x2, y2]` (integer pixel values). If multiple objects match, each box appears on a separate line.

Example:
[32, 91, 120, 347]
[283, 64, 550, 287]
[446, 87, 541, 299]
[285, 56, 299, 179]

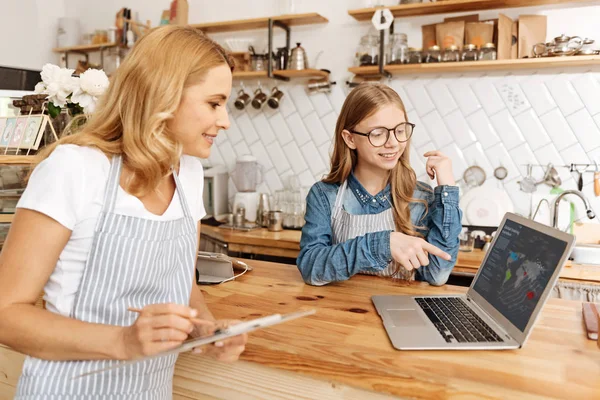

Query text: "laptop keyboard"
[415, 297, 504, 344]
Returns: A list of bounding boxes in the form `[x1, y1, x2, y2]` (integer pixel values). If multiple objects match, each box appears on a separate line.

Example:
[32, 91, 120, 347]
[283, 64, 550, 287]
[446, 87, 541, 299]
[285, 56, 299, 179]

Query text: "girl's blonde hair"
[34, 25, 234, 197]
[324, 83, 428, 237]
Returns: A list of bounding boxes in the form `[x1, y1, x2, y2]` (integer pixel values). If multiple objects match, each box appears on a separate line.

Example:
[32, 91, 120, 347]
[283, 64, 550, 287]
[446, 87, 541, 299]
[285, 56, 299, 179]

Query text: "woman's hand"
[118, 303, 215, 360]
[424, 151, 455, 186]
[390, 232, 451, 271]
[191, 319, 247, 362]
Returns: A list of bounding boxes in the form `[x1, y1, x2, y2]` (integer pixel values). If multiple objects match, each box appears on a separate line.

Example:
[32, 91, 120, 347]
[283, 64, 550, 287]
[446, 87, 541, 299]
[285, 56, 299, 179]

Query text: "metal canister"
[267, 210, 284, 232]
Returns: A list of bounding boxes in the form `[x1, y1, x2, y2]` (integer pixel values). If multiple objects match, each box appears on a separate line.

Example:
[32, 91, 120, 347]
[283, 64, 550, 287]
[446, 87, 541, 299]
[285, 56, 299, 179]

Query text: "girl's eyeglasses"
[348, 122, 415, 147]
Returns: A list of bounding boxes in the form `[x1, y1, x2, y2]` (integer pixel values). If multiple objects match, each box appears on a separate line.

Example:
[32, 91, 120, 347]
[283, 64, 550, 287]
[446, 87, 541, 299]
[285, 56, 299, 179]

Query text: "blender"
[230, 155, 263, 223]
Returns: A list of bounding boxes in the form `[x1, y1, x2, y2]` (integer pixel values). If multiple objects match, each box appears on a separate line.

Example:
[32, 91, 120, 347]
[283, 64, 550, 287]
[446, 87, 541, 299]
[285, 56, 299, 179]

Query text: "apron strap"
[102, 154, 123, 214]
[172, 167, 193, 219]
[333, 180, 348, 209]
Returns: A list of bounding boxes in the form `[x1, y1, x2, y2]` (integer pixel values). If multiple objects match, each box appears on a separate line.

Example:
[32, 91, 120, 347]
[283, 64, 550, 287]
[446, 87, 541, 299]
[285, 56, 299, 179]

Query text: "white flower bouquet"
[34, 63, 110, 118]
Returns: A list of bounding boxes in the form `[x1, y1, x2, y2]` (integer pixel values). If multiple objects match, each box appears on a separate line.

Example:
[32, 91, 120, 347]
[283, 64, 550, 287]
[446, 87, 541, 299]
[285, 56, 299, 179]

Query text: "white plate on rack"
[459, 186, 514, 227]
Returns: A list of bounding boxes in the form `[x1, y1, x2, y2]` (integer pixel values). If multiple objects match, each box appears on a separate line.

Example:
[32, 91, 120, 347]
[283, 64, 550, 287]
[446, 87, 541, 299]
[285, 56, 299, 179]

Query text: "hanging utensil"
[463, 165, 486, 188]
[540, 163, 561, 188]
[594, 160, 600, 197]
[494, 165, 508, 181]
[571, 164, 585, 191]
[519, 165, 537, 193]
[493, 165, 508, 189]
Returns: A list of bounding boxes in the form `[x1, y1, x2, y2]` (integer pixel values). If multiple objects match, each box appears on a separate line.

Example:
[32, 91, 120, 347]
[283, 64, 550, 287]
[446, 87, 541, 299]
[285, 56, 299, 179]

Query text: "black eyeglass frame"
[347, 122, 416, 147]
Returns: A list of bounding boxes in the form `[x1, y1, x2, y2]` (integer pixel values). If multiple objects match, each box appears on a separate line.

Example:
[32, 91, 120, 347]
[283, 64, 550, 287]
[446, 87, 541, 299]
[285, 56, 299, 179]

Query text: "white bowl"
[225, 38, 255, 53]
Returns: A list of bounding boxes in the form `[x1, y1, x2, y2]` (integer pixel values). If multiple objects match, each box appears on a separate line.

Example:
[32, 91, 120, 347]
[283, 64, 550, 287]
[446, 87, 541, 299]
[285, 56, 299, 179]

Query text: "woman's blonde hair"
[34, 25, 234, 197]
[323, 83, 428, 237]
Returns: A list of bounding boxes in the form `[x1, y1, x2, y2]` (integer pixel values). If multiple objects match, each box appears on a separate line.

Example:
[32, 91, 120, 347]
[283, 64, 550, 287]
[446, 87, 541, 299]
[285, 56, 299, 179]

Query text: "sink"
[570, 244, 600, 265]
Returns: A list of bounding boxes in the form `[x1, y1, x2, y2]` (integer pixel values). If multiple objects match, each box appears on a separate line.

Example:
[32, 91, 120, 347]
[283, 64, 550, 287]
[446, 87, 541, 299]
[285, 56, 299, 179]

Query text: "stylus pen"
[127, 307, 216, 328]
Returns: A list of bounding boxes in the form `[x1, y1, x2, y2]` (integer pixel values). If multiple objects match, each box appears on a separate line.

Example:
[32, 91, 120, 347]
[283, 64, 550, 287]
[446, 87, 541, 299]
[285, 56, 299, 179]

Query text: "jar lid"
[465, 44, 478, 50]
[428, 45, 441, 51]
[554, 33, 571, 42]
[482, 43, 496, 49]
[445, 45, 459, 51]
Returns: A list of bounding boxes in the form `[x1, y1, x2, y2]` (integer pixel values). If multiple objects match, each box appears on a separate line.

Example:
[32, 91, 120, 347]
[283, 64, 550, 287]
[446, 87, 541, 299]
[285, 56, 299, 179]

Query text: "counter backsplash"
[202, 66, 600, 225]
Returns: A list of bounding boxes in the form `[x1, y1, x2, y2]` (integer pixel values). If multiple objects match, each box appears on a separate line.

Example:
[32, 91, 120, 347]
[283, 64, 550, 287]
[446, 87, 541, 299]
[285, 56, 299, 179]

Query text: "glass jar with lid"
[442, 45, 460, 62]
[479, 42, 497, 61]
[462, 44, 479, 61]
[407, 48, 422, 64]
[386, 33, 409, 65]
[355, 33, 379, 67]
[424, 45, 441, 63]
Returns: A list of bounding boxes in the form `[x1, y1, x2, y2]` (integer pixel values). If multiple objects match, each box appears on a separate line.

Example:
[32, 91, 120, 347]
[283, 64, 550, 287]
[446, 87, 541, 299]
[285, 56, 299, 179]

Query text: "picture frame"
[21, 115, 46, 150]
[0, 114, 49, 152]
[0, 117, 16, 147]
[9, 117, 27, 148]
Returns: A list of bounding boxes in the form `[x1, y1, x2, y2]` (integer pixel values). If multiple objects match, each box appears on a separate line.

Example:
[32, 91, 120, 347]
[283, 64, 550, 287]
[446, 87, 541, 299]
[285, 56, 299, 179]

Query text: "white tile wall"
[546, 75, 585, 116]
[205, 66, 600, 221]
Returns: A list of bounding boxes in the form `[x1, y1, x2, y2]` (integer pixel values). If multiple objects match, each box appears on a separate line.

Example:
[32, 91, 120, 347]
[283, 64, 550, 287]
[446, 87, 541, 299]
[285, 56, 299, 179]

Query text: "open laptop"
[373, 212, 575, 350]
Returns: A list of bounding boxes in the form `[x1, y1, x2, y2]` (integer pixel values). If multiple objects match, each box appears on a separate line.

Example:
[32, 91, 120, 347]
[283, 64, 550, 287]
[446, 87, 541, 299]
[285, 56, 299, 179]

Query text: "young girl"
[0, 26, 246, 398]
[297, 83, 462, 286]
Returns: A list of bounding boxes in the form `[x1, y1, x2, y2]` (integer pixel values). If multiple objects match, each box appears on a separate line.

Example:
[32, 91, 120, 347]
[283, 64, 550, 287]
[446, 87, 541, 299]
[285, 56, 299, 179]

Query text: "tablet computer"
[75, 309, 315, 379]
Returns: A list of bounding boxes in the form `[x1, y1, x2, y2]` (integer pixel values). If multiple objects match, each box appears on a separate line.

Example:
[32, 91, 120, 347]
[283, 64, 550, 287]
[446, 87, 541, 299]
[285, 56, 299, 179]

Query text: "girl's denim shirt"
[297, 173, 462, 286]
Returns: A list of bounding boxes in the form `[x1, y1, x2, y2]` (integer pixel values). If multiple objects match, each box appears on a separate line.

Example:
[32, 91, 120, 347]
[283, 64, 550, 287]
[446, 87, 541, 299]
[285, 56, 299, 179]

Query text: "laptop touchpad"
[386, 310, 428, 327]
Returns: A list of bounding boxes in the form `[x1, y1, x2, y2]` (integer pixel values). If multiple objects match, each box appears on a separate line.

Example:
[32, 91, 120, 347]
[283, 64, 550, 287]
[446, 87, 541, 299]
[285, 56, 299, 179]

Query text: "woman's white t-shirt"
[16, 144, 206, 317]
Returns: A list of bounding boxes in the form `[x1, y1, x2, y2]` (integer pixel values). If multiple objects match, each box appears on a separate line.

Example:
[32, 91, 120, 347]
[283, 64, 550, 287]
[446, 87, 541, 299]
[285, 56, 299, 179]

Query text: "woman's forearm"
[0, 303, 125, 361]
[189, 284, 215, 322]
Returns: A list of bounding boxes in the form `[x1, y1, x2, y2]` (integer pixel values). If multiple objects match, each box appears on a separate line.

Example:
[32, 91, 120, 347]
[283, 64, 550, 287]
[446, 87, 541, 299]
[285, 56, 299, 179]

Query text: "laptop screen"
[471, 219, 567, 332]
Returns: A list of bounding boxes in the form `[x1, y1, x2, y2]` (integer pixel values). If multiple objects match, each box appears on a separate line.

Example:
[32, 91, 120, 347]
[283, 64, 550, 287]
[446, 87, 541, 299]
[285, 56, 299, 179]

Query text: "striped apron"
[331, 180, 414, 281]
[16, 155, 197, 399]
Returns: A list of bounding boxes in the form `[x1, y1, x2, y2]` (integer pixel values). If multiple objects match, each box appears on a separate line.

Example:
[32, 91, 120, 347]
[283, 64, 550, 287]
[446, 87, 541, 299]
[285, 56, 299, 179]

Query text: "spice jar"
[407, 48, 422, 64]
[92, 29, 108, 44]
[442, 45, 460, 62]
[355, 33, 380, 67]
[479, 42, 497, 61]
[424, 45, 441, 63]
[386, 33, 409, 65]
[462, 44, 479, 61]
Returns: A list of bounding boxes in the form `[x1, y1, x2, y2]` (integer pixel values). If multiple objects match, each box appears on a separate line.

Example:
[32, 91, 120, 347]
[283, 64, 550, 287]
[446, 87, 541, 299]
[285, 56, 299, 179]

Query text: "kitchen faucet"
[552, 190, 596, 229]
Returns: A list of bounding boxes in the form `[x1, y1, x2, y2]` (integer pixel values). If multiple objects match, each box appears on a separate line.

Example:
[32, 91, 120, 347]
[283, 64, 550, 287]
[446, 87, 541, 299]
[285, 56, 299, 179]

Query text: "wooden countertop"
[201, 225, 600, 284]
[183, 261, 600, 399]
[1, 260, 599, 399]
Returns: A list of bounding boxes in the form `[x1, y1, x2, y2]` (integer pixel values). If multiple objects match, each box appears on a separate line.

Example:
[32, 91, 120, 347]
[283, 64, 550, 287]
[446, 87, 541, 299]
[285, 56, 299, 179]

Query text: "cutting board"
[582, 302, 599, 341]
[573, 223, 600, 245]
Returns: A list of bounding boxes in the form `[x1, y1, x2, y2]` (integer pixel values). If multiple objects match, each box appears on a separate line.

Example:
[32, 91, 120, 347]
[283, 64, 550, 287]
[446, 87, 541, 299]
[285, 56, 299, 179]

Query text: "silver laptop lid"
[466, 213, 575, 345]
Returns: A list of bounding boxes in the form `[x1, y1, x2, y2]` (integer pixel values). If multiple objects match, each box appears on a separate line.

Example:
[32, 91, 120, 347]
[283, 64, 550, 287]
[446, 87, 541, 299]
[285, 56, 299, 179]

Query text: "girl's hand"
[390, 232, 451, 271]
[191, 319, 247, 362]
[424, 151, 455, 186]
[119, 303, 215, 360]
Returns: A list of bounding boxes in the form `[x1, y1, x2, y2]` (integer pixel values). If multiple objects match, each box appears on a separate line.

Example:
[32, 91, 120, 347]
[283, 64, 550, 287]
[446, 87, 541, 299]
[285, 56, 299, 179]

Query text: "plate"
[459, 186, 514, 227]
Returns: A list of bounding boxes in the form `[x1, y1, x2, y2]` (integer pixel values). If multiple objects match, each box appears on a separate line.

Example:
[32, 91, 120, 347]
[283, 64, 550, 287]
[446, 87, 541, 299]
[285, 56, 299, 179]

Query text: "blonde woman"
[297, 84, 462, 286]
[0, 26, 246, 398]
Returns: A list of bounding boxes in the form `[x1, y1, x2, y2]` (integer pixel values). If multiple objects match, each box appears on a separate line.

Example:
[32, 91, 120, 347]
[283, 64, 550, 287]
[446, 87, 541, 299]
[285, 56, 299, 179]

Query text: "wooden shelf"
[349, 55, 600, 76]
[0, 214, 14, 223]
[0, 155, 36, 164]
[233, 69, 329, 79]
[233, 71, 271, 79]
[348, 0, 594, 20]
[52, 43, 117, 53]
[190, 13, 328, 33]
